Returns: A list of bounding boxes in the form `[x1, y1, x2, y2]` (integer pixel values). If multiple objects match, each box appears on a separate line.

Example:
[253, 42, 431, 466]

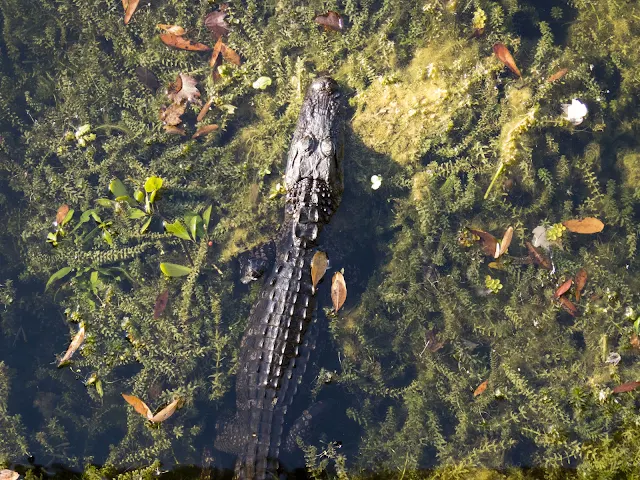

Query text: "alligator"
[227, 76, 344, 480]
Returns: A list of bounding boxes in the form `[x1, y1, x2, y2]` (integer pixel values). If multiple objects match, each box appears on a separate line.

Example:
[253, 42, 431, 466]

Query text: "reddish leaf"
[468, 228, 498, 257]
[124, 0, 139, 24]
[574, 268, 587, 301]
[192, 124, 219, 138]
[547, 68, 568, 83]
[474, 380, 488, 397]
[493, 43, 521, 77]
[221, 43, 241, 66]
[315, 11, 344, 31]
[563, 217, 604, 234]
[160, 33, 211, 52]
[554, 278, 573, 298]
[631, 334, 640, 350]
[525, 241, 551, 270]
[56, 204, 70, 225]
[209, 37, 224, 68]
[331, 271, 347, 312]
[153, 289, 169, 319]
[197, 98, 215, 122]
[558, 296, 578, 317]
[122, 393, 152, 419]
[612, 381, 640, 394]
[204, 8, 230, 40]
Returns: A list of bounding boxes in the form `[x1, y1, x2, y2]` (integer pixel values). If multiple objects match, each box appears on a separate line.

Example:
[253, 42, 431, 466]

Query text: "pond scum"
[1, 0, 640, 479]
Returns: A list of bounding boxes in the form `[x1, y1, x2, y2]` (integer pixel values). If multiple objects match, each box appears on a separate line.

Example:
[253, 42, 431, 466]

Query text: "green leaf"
[90, 270, 99, 295]
[61, 208, 75, 226]
[144, 176, 163, 193]
[109, 178, 129, 198]
[128, 209, 147, 219]
[165, 220, 191, 241]
[187, 214, 204, 241]
[115, 195, 136, 206]
[252, 76, 272, 90]
[95, 198, 114, 208]
[140, 216, 153, 234]
[45, 266, 74, 291]
[202, 205, 212, 231]
[160, 263, 192, 277]
[134, 190, 145, 203]
[149, 189, 159, 204]
[95, 379, 103, 397]
[102, 230, 113, 247]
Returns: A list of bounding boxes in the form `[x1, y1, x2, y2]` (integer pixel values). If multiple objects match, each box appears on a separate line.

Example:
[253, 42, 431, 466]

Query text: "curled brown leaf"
[160, 33, 211, 52]
[192, 124, 219, 139]
[493, 43, 521, 77]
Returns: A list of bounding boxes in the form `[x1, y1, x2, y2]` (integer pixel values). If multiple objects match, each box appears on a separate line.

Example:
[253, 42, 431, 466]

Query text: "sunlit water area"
[1, 0, 640, 479]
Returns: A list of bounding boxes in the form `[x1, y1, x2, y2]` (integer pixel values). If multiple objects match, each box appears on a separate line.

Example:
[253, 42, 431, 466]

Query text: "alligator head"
[284, 76, 344, 210]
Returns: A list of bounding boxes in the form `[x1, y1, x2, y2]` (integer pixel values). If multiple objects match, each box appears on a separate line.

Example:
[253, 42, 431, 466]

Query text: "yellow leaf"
[58, 323, 86, 367]
[122, 393, 152, 419]
[123, 0, 139, 24]
[496, 226, 513, 258]
[474, 380, 488, 397]
[150, 398, 180, 423]
[331, 271, 347, 312]
[311, 251, 328, 292]
[563, 217, 604, 234]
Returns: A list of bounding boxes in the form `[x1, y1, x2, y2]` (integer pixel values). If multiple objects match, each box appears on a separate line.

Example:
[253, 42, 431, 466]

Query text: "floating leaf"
[95, 379, 104, 397]
[496, 226, 513, 258]
[160, 103, 186, 126]
[612, 381, 640, 394]
[58, 323, 86, 367]
[493, 43, 521, 77]
[315, 11, 344, 31]
[165, 220, 191, 240]
[331, 271, 347, 312]
[197, 98, 215, 122]
[204, 9, 230, 39]
[311, 251, 328, 292]
[202, 205, 213, 231]
[166, 74, 201, 105]
[55, 204, 70, 225]
[128, 209, 147, 219]
[45, 266, 74, 291]
[122, 393, 152, 419]
[630, 333, 640, 350]
[468, 228, 497, 257]
[164, 125, 186, 135]
[547, 68, 568, 83]
[144, 176, 163, 193]
[425, 329, 444, 353]
[153, 289, 169, 319]
[525, 241, 552, 270]
[109, 178, 129, 198]
[563, 217, 604, 234]
[160, 33, 211, 51]
[0, 470, 19, 480]
[558, 296, 578, 317]
[150, 398, 180, 423]
[184, 213, 204, 240]
[574, 268, 587, 301]
[473, 380, 488, 397]
[192, 124, 219, 138]
[554, 278, 573, 299]
[136, 66, 160, 91]
[124, 0, 139, 24]
[160, 263, 192, 277]
[157, 24, 186, 35]
[252, 76, 272, 90]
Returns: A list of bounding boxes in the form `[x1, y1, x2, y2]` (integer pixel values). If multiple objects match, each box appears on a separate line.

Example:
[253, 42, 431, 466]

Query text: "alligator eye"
[301, 135, 316, 153]
[320, 138, 334, 157]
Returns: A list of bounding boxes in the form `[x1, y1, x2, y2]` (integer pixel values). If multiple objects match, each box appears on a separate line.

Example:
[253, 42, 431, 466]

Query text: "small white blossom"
[562, 99, 588, 125]
[598, 389, 609, 403]
[370, 175, 383, 190]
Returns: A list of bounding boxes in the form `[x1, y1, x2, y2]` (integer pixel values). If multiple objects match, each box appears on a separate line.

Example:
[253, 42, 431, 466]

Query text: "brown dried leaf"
[197, 98, 215, 122]
[558, 296, 578, 317]
[167, 74, 200, 105]
[160, 33, 211, 52]
[221, 43, 241, 66]
[0, 470, 19, 480]
[136, 66, 160, 91]
[56, 204, 70, 225]
[496, 226, 513, 258]
[631, 333, 640, 350]
[157, 24, 186, 35]
[331, 271, 347, 312]
[124, 0, 139, 24]
[493, 43, 521, 77]
[204, 9, 230, 40]
[311, 251, 328, 292]
[192, 124, 219, 139]
[563, 217, 604, 234]
[525, 241, 552, 270]
[574, 268, 587, 301]
[210, 37, 224, 68]
[153, 289, 169, 319]
[58, 323, 85, 367]
[150, 398, 180, 423]
[554, 278, 573, 299]
[160, 103, 186, 126]
[315, 11, 344, 31]
[122, 393, 153, 419]
[612, 381, 640, 394]
[468, 228, 498, 257]
[425, 329, 444, 353]
[473, 380, 488, 397]
[547, 68, 568, 83]
[164, 125, 186, 135]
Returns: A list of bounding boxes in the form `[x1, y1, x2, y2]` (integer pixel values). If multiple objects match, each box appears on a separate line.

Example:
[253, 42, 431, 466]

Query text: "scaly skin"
[234, 77, 343, 480]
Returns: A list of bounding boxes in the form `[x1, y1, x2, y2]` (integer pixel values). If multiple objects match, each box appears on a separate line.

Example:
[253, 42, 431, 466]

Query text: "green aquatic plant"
[546, 222, 566, 242]
[484, 275, 503, 294]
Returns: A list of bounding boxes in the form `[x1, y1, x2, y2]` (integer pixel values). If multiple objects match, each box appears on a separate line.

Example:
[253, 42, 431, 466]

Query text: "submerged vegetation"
[0, 0, 640, 478]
